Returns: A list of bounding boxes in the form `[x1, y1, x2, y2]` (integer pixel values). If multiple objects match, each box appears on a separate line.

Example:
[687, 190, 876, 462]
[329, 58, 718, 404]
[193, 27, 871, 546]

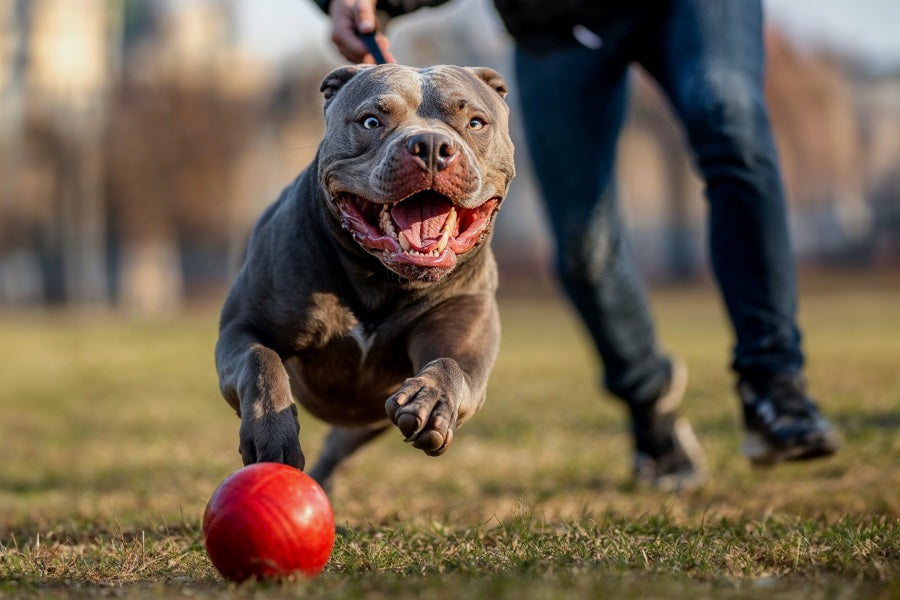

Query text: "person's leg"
[514, 37, 705, 488]
[514, 41, 668, 405]
[640, 0, 839, 463]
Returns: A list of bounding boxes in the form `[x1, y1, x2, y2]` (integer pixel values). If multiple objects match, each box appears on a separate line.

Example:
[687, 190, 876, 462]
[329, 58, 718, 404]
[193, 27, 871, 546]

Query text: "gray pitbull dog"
[215, 64, 515, 489]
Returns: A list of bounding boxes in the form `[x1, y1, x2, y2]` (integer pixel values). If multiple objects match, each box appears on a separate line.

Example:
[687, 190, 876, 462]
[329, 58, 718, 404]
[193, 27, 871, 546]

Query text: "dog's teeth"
[436, 208, 456, 253]
[399, 231, 411, 252]
[445, 206, 458, 234]
[380, 207, 397, 237]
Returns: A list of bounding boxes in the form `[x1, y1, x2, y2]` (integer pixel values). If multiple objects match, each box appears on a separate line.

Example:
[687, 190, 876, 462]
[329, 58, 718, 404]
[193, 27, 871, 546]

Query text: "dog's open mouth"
[334, 191, 499, 271]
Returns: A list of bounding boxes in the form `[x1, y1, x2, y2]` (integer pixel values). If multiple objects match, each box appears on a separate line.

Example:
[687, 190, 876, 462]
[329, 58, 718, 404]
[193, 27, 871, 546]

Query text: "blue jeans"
[514, 0, 803, 406]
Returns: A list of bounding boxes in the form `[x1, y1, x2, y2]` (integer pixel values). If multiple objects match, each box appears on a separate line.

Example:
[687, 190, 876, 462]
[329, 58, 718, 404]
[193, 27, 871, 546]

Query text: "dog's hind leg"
[308, 424, 390, 492]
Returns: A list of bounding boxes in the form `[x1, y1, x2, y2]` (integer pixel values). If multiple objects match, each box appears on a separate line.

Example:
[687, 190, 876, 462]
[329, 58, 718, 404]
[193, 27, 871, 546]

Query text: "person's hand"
[327, 0, 396, 64]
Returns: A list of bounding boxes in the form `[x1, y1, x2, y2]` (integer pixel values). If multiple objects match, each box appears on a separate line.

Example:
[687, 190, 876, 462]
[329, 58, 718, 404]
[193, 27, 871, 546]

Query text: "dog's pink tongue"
[391, 195, 452, 250]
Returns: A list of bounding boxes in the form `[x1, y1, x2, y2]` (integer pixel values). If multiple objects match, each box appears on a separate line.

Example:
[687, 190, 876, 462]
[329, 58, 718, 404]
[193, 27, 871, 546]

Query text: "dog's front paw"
[385, 361, 464, 456]
[239, 403, 306, 470]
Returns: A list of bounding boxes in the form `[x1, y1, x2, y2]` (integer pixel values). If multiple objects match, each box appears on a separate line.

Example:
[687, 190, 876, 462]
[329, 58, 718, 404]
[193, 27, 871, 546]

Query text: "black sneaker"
[739, 373, 841, 466]
[631, 361, 707, 492]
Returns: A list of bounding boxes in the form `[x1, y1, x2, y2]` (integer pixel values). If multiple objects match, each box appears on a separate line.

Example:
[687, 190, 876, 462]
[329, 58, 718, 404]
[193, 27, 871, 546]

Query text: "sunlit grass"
[0, 272, 898, 597]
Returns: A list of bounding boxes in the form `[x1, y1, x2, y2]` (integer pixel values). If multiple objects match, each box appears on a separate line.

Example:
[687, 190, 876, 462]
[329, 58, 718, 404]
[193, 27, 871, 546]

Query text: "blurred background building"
[1, 0, 898, 312]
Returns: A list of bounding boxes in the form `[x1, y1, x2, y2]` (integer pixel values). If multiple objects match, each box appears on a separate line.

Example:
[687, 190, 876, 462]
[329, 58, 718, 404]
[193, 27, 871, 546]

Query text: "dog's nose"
[405, 132, 457, 171]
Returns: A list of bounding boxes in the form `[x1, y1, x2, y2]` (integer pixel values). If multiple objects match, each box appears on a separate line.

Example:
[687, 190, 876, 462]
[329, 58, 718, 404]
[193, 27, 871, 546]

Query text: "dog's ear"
[467, 67, 508, 100]
[321, 65, 371, 111]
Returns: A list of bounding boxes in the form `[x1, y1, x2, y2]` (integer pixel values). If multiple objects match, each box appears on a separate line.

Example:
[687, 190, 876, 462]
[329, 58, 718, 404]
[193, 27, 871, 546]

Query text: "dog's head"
[317, 64, 515, 282]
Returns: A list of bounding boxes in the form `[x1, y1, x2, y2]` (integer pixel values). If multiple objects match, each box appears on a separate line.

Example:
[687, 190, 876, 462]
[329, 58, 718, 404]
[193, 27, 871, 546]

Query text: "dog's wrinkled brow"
[373, 94, 411, 115]
[420, 70, 491, 120]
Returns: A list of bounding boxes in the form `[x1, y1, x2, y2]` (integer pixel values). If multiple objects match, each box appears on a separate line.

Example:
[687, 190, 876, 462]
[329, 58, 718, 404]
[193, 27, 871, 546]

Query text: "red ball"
[202, 462, 335, 582]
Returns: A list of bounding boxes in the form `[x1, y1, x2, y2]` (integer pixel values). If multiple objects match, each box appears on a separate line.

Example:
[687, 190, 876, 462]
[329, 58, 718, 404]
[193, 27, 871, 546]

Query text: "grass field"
[1, 272, 898, 598]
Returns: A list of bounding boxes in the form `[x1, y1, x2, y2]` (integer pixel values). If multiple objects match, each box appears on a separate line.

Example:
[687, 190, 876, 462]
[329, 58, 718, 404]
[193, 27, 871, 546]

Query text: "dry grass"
[0, 271, 898, 598]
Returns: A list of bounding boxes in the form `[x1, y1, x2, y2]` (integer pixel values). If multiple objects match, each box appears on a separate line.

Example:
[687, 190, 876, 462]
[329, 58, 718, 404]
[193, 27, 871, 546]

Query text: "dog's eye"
[468, 117, 485, 131]
[362, 116, 381, 130]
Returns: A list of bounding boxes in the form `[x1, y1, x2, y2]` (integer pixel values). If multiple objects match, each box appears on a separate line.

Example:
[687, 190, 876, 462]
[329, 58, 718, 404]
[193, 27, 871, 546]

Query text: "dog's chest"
[284, 298, 410, 425]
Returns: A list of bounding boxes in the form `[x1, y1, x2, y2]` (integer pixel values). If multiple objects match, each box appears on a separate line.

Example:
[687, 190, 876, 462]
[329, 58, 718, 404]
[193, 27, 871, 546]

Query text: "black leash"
[359, 32, 388, 65]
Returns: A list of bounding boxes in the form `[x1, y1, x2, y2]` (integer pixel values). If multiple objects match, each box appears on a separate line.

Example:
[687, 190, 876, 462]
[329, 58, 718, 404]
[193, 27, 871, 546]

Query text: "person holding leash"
[313, 0, 841, 490]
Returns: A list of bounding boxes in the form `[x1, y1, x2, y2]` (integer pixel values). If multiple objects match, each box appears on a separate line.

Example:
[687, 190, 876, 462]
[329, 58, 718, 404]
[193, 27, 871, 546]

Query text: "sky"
[234, 0, 900, 71]
[763, 0, 900, 70]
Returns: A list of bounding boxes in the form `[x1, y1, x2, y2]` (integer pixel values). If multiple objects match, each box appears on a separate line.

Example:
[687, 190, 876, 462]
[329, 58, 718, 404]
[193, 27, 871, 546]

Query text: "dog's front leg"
[216, 325, 305, 470]
[385, 294, 500, 456]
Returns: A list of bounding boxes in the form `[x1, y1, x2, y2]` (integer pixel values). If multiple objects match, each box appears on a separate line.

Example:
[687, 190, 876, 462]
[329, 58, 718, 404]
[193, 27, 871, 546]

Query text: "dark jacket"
[313, 0, 636, 53]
